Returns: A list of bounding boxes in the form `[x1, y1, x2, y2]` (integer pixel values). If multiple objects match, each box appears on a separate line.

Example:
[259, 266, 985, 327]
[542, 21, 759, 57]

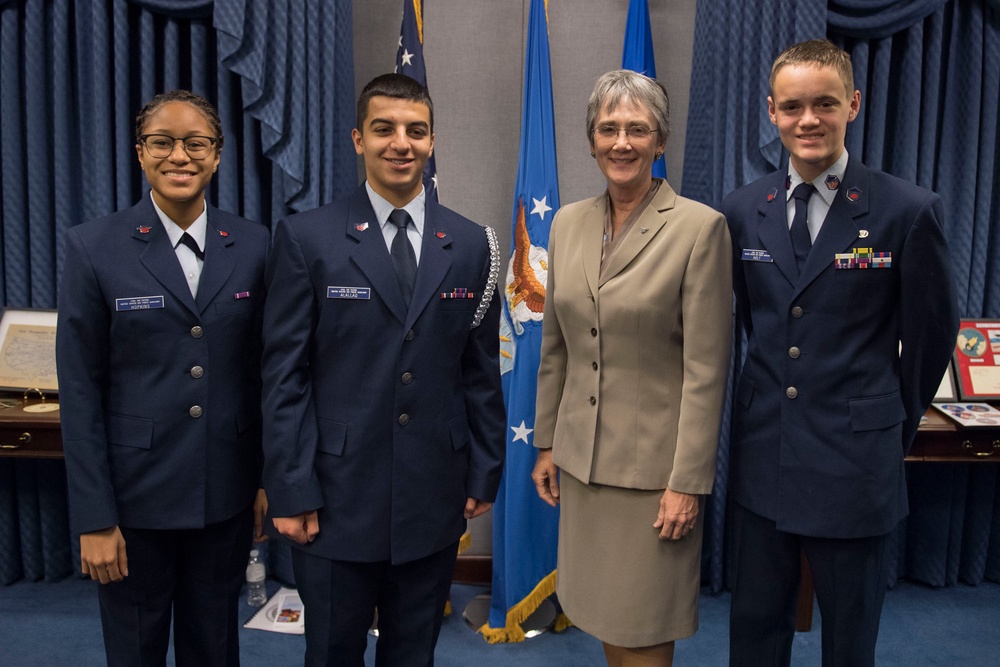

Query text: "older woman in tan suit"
[531, 70, 732, 666]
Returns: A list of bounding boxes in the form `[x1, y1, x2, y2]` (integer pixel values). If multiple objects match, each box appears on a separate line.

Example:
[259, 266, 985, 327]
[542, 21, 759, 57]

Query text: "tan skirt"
[556, 472, 704, 648]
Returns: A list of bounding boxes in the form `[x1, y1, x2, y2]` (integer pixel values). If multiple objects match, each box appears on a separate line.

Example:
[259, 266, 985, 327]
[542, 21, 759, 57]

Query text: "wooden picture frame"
[953, 319, 1000, 401]
[0, 308, 58, 392]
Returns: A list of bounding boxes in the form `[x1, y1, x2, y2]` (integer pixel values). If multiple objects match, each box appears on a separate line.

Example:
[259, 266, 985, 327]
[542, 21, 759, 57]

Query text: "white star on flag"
[511, 420, 534, 444]
[400, 49, 414, 67]
[398, 35, 403, 47]
[530, 196, 552, 219]
[431, 173, 439, 191]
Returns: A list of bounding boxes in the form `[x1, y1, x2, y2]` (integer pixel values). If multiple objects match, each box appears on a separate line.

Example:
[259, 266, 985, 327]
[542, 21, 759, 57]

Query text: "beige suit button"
[589, 396, 597, 405]
[591, 328, 598, 337]
[791, 306, 803, 318]
[190, 325, 204, 338]
[785, 387, 798, 399]
[398, 414, 410, 425]
[189, 405, 203, 418]
[788, 347, 800, 359]
[190, 366, 204, 378]
[592, 361, 598, 370]
[401, 372, 413, 384]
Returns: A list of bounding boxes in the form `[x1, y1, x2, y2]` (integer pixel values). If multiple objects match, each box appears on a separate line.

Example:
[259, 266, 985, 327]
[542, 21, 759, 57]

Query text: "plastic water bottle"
[246, 549, 267, 607]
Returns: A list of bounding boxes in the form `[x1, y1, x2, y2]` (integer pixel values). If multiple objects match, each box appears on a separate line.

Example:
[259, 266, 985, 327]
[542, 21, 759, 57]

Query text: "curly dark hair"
[134, 90, 224, 150]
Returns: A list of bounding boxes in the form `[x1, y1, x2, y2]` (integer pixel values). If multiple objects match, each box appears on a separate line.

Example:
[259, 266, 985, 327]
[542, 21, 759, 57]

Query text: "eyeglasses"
[139, 134, 218, 159]
[593, 124, 659, 142]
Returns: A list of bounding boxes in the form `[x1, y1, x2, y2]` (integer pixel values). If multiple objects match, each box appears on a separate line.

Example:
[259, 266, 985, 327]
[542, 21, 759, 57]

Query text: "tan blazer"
[534, 182, 732, 493]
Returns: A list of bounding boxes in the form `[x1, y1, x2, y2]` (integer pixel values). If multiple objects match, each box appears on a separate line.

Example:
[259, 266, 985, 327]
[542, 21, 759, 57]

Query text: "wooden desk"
[0, 399, 63, 459]
[795, 407, 1000, 631]
[3, 399, 997, 627]
[906, 408, 1000, 461]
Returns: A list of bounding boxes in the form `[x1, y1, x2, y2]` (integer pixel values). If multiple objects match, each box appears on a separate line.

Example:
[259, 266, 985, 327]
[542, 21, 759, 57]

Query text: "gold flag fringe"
[477, 569, 562, 643]
[458, 531, 472, 554]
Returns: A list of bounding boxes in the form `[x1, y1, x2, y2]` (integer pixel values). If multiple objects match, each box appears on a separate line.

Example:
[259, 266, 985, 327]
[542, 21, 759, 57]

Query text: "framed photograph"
[954, 319, 1000, 401]
[934, 361, 958, 402]
[0, 308, 58, 392]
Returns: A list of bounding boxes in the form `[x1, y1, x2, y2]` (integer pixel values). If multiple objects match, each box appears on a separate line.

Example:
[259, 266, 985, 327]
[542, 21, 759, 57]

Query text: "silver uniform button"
[190, 325, 204, 338]
[189, 405, 203, 418]
[404, 329, 415, 341]
[401, 372, 413, 384]
[398, 414, 410, 425]
[788, 347, 800, 359]
[791, 306, 803, 318]
[786, 387, 798, 399]
[191, 366, 204, 379]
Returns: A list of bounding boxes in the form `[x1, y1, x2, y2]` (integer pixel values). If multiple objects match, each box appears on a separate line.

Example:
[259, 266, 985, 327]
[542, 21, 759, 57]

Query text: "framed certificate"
[934, 361, 958, 402]
[0, 308, 58, 392]
[954, 319, 1000, 400]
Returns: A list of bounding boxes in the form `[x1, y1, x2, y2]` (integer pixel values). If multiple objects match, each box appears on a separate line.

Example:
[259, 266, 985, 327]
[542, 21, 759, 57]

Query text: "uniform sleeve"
[668, 212, 734, 494]
[56, 227, 118, 535]
[898, 192, 959, 452]
[461, 228, 506, 502]
[260, 219, 325, 516]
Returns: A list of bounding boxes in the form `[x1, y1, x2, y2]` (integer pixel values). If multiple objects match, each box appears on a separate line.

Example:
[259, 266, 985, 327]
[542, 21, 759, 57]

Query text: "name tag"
[115, 295, 164, 311]
[742, 249, 774, 263]
[327, 286, 371, 300]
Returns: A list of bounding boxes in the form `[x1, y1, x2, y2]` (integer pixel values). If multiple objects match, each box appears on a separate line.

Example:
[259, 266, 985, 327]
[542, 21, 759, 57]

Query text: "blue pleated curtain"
[0, 0, 355, 584]
[684, 0, 1000, 592]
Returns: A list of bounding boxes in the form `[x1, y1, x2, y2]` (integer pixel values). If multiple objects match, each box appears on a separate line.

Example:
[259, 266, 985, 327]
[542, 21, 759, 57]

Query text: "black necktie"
[389, 209, 417, 303]
[790, 182, 815, 273]
[177, 232, 204, 261]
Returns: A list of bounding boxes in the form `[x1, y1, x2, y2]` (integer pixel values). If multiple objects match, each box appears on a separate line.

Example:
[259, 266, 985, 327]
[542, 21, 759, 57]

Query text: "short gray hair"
[586, 70, 670, 147]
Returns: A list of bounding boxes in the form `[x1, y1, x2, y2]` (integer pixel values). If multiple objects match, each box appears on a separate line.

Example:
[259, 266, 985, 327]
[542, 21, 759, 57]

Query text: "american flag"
[395, 0, 439, 201]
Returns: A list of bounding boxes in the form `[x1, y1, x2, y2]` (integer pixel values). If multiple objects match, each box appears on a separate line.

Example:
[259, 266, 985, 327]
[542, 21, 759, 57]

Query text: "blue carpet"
[1, 578, 997, 665]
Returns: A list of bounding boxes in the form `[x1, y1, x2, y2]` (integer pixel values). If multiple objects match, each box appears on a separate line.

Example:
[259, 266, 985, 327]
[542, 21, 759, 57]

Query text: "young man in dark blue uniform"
[261, 74, 505, 667]
[724, 40, 958, 667]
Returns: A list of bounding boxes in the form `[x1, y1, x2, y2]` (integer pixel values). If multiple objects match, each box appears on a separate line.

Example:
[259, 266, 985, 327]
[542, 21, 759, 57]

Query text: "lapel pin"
[825, 174, 840, 190]
[355, 222, 369, 232]
[640, 226, 649, 234]
[234, 291, 250, 300]
[859, 230, 869, 238]
[767, 188, 779, 202]
[218, 230, 229, 237]
[137, 226, 151, 234]
[436, 231, 447, 239]
[846, 187, 863, 202]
